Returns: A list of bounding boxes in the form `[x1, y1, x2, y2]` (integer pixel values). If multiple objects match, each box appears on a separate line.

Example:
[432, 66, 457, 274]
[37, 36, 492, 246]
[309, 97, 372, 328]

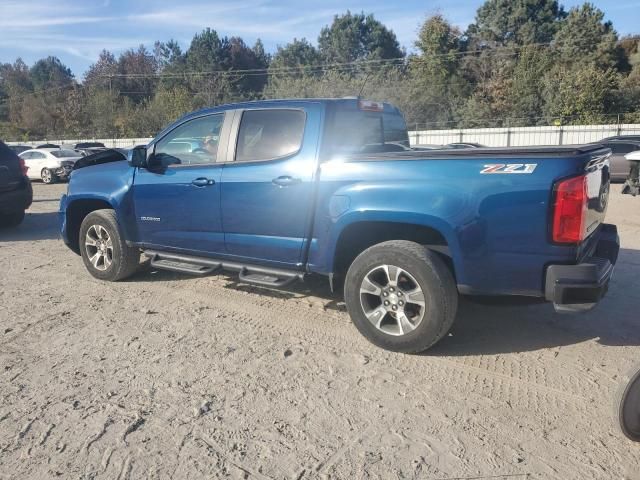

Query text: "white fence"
[409, 123, 640, 147]
[5, 138, 153, 149]
[6, 123, 640, 149]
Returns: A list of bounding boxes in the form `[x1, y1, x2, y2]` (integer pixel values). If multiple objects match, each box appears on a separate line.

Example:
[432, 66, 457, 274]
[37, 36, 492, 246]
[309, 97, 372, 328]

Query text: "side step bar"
[145, 250, 303, 288]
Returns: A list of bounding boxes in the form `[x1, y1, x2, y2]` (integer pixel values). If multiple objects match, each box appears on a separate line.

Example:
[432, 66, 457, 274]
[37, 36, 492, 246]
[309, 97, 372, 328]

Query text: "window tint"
[235, 109, 305, 162]
[32, 151, 46, 159]
[323, 108, 410, 156]
[154, 114, 224, 167]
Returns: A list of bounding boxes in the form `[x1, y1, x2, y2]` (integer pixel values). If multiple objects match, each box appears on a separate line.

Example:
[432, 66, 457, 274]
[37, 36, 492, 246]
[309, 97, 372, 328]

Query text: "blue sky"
[0, 0, 638, 78]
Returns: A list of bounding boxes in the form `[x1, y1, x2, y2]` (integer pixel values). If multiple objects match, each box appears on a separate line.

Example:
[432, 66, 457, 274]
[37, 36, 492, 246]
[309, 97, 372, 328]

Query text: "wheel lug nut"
[383, 292, 388, 297]
[384, 300, 389, 306]
[399, 301, 404, 306]
[392, 305, 397, 310]
[389, 287, 395, 292]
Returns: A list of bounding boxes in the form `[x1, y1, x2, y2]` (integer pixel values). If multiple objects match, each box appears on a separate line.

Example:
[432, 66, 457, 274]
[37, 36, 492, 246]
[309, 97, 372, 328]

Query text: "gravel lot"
[1, 182, 640, 479]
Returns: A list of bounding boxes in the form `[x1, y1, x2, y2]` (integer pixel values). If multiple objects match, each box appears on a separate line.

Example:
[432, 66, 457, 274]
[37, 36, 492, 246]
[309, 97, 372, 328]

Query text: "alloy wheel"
[359, 264, 427, 336]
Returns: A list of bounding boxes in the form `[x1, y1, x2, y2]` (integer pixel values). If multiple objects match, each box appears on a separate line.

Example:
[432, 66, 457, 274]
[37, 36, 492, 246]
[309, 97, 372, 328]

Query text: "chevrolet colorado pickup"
[59, 98, 619, 353]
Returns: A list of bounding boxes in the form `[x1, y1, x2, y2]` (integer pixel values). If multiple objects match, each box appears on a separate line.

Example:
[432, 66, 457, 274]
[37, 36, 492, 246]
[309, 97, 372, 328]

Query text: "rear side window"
[235, 109, 305, 162]
[323, 107, 410, 157]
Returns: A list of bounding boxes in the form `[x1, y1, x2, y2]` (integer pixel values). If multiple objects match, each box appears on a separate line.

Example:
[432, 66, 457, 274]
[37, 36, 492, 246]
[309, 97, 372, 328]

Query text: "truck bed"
[344, 144, 610, 161]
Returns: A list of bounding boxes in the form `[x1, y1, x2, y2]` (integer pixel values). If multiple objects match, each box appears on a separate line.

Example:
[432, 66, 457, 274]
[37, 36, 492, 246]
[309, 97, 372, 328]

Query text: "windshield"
[51, 149, 79, 158]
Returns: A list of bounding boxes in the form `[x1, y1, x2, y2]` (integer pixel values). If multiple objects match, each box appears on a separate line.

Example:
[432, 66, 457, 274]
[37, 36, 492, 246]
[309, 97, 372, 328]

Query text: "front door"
[132, 112, 229, 255]
[220, 105, 322, 266]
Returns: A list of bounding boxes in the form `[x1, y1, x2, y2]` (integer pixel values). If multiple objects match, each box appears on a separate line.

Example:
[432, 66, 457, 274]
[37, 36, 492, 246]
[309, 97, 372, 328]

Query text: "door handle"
[272, 175, 301, 187]
[192, 177, 215, 187]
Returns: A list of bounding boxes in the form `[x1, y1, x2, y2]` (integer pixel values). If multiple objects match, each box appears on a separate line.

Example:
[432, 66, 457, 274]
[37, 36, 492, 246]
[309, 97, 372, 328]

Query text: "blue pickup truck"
[59, 98, 619, 353]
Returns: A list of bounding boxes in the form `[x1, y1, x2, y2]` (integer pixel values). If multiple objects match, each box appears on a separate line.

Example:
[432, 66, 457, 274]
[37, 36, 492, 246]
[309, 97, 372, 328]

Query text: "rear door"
[220, 104, 322, 266]
[20, 151, 41, 179]
[132, 112, 230, 254]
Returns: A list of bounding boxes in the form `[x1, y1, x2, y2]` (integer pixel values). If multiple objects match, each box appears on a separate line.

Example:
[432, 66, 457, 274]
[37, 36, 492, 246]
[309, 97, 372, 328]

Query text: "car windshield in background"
[324, 108, 410, 156]
[51, 149, 79, 158]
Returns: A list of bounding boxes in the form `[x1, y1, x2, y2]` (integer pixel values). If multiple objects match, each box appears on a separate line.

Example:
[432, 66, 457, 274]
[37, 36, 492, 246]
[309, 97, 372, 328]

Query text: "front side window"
[154, 113, 224, 167]
[235, 109, 305, 162]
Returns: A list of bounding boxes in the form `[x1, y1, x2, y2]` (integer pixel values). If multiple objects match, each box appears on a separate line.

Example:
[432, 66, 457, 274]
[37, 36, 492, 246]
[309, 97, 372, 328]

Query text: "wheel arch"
[65, 198, 114, 254]
[329, 215, 462, 288]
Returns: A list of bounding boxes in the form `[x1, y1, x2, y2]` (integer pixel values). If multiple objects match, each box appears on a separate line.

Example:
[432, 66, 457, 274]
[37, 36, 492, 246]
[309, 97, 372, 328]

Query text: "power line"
[98, 42, 553, 79]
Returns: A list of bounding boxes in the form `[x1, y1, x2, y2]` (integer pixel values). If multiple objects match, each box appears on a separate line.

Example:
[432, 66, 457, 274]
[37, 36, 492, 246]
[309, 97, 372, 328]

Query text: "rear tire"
[344, 240, 458, 353]
[0, 210, 25, 228]
[41, 168, 55, 184]
[79, 209, 140, 281]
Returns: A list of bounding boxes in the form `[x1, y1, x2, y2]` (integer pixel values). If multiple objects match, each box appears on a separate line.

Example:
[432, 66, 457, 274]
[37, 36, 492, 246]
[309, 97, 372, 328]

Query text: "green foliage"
[554, 3, 619, 68]
[270, 39, 321, 71]
[468, 0, 563, 46]
[1, 3, 639, 140]
[543, 63, 619, 124]
[30, 56, 74, 91]
[318, 11, 403, 63]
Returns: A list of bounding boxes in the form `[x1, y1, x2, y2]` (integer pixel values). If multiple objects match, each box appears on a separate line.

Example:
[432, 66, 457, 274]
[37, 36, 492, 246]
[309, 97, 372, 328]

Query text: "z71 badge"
[480, 163, 537, 174]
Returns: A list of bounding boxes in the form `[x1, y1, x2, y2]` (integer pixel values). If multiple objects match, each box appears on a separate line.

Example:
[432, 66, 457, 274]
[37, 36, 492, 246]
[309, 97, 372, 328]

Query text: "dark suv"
[0, 140, 33, 227]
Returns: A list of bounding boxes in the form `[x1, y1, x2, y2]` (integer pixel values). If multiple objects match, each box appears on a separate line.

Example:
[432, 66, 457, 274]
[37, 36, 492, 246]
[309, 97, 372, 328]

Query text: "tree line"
[1, 0, 639, 141]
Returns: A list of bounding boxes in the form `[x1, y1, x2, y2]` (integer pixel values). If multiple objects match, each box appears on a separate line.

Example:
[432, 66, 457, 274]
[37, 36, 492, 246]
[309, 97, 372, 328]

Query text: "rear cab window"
[322, 100, 410, 158]
[235, 109, 306, 162]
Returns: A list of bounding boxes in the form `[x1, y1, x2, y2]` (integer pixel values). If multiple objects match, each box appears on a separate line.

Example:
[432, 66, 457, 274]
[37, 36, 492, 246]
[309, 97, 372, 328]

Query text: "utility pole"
[108, 74, 114, 140]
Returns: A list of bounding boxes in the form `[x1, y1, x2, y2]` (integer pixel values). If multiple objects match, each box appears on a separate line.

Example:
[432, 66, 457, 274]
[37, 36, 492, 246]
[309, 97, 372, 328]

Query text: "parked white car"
[18, 148, 83, 184]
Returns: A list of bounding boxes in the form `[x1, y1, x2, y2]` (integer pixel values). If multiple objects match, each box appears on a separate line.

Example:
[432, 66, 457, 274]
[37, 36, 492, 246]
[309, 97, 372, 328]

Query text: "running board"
[145, 250, 303, 288]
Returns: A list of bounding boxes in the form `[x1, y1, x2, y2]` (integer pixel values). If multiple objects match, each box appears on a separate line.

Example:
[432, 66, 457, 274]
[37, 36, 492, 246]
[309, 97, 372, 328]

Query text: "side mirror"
[128, 145, 148, 168]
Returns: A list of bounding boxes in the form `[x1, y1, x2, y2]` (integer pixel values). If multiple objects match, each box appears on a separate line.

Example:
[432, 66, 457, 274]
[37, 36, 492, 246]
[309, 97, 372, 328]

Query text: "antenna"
[358, 71, 372, 98]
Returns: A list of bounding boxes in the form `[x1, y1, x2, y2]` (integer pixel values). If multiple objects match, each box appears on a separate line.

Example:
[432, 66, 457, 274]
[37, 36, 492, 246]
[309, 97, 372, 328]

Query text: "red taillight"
[19, 157, 28, 175]
[552, 175, 587, 244]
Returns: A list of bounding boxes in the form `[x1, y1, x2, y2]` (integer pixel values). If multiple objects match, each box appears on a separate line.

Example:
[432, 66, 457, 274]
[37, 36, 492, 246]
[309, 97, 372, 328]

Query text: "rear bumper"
[0, 178, 32, 214]
[545, 223, 619, 313]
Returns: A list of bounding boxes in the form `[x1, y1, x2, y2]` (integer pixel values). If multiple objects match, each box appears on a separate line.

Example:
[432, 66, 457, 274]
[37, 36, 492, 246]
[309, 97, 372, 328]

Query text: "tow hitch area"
[545, 224, 620, 313]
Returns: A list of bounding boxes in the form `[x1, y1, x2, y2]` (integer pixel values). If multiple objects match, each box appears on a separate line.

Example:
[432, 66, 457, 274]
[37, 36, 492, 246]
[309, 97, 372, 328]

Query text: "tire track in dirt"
[1, 244, 610, 415]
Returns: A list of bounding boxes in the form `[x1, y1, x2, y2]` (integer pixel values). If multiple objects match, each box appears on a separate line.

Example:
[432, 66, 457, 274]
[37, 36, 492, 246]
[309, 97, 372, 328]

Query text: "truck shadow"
[215, 248, 640, 356]
[429, 247, 640, 356]
[136, 247, 639, 355]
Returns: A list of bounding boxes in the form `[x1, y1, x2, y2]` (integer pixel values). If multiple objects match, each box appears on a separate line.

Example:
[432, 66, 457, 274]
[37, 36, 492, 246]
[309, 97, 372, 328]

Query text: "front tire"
[79, 209, 140, 281]
[344, 240, 458, 353]
[41, 168, 56, 184]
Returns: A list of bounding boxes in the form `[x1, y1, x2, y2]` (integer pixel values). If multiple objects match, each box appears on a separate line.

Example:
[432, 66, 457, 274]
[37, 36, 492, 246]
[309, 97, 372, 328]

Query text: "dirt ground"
[1, 182, 639, 480]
